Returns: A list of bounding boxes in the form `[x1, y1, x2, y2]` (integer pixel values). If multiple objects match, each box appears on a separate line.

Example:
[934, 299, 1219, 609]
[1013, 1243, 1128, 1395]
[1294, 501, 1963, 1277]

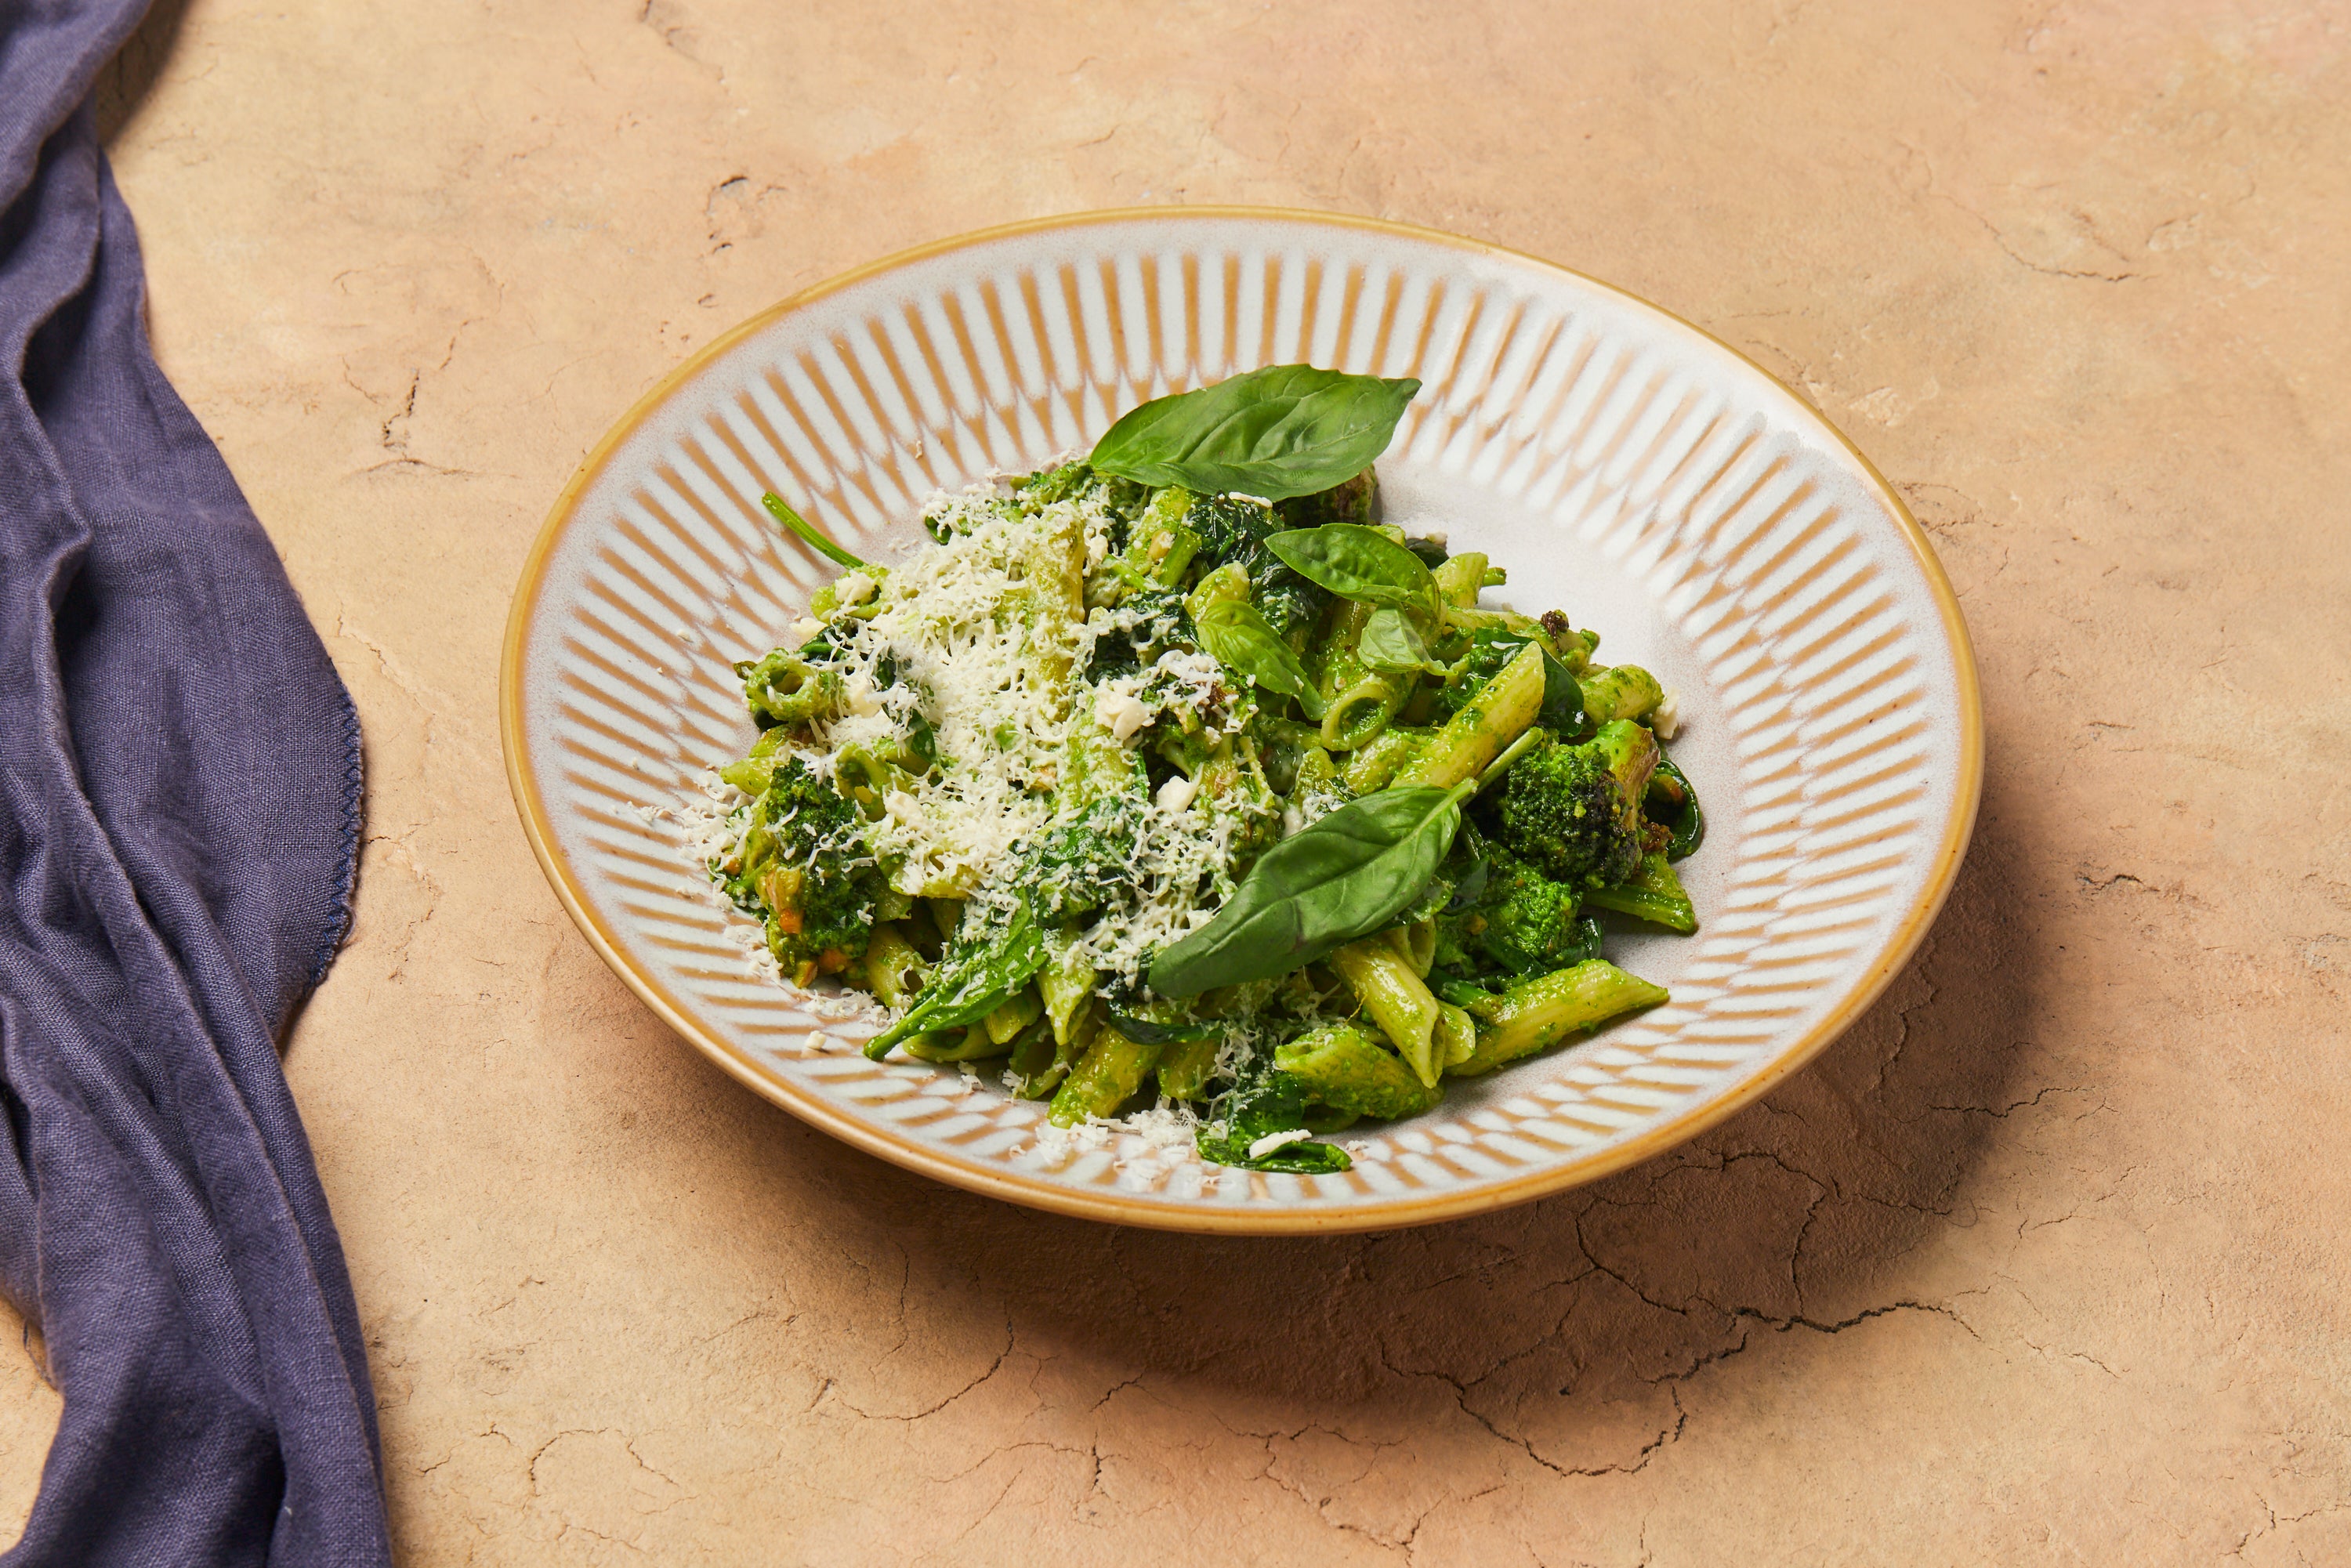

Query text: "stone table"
[5, 1, 2346, 1561]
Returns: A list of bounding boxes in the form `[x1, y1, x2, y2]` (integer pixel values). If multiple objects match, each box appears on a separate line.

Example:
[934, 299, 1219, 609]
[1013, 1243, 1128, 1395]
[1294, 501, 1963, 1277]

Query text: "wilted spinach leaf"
[865, 903, 1052, 1056]
[1194, 1066, 1352, 1175]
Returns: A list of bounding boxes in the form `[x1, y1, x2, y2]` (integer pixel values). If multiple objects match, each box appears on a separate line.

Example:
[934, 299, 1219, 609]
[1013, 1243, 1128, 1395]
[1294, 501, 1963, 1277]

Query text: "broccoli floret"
[1476, 847, 1602, 972]
[1494, 719, 1660, 888]
[1433, 838, 1603, 977]
[723, 755, 881, 984]
[1273, 467, 1378, 530]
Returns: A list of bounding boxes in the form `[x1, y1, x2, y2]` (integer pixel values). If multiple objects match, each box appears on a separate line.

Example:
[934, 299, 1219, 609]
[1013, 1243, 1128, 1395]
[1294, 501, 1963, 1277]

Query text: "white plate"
[501, 208, 1982, 1233]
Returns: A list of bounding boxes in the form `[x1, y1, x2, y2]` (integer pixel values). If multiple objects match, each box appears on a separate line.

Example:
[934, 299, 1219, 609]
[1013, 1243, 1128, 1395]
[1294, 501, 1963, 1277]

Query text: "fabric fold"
[1, 2, 386, 1562]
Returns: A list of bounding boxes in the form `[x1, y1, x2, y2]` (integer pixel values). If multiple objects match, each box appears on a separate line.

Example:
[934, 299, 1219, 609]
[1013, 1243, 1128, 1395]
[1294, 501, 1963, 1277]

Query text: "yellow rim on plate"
[499, 206, 1983, 1234]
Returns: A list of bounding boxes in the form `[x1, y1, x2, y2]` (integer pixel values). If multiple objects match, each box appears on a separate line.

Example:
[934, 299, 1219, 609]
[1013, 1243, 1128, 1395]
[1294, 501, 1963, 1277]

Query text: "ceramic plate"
[501, 208, 1981, 1233]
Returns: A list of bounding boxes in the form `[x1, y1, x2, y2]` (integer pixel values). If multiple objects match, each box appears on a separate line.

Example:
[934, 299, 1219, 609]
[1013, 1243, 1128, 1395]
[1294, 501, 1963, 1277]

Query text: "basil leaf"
[1358, 605, 1448, 676]
[866, 903, 1050, 1057]
[1149, 781, 1474, 996]
[1193, 599, 1328, 719]
[1090, 364, 1420, 502]
[1265, 524, 1442, 625]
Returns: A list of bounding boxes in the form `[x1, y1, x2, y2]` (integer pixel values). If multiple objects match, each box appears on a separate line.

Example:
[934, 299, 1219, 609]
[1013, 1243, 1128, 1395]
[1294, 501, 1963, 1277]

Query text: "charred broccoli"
[722, 755, 882, 985]
[1494, 719, 1660, 888]
[1471, 846, 1603, 974]
[1273, 467, 1378, 531]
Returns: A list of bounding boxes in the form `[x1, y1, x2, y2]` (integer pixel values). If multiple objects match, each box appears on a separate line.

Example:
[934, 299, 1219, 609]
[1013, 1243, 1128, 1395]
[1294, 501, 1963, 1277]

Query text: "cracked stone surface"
[4, 0, 2346, 1562]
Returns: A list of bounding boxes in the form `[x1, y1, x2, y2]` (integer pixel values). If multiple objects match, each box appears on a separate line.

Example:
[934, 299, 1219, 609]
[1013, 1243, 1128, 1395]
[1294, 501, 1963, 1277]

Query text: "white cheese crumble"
[1095, 688, 1150, 742]
[1652, 686, 1682, 741]
[1248, 1128, 1313, 1159]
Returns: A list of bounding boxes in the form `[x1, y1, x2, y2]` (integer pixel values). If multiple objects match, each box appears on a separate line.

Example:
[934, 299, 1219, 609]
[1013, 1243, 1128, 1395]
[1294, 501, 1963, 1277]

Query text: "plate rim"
[498, 205, 1985, 1235]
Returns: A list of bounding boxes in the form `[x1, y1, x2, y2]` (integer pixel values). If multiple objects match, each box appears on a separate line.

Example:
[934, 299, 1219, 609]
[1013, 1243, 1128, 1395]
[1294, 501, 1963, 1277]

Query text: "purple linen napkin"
[0, 2, 389, 1562]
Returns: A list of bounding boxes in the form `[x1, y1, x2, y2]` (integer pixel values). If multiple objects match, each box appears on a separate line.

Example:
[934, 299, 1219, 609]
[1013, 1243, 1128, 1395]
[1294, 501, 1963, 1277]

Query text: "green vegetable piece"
[1149, 778, 1476, 997]
[1583, 850, 1697, 934]
[1089, 364, 1420, 502]
[1650, 750, 1706, 860]
[1193, 598, 1328, 719]
[1357, 604, 1448, 676]
[1494, 719, 1660, 888]
[1443, 840, 1603, 976]
[1536, 651, 1585, 733]
[762, 491, 867, 569]
[719, 756, 881, 985]
[901, 1023, 1013, 1063]
[865, 903, 1052, 1057]
[1265, 524, 1443, 626]
[1452, 960, 1669, 1076]
[1193, 1067, 1353, 1174]
[1276, 1021, 1444, 1121]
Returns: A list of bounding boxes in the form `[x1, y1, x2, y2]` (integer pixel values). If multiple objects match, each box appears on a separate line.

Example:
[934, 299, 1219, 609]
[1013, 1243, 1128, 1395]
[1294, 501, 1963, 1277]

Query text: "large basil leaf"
[865, 902, 1050, 1057]
[1265, 524, 1442, 625]
[1193, 599, 1328, 719]
[1090, 365, 1420, 502]
[1150, 781, 1474, 996]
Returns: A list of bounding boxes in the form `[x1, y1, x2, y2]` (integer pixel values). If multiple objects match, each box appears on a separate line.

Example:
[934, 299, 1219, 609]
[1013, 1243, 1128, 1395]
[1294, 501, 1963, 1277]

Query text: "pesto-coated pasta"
[1393, 639, 1547, 789]
[708, 366, 1699, 1175]
[1451, 961, 1668, 1075]
[1329, 936, 1446, 1088]
[1049, 1027, 1162, 1126]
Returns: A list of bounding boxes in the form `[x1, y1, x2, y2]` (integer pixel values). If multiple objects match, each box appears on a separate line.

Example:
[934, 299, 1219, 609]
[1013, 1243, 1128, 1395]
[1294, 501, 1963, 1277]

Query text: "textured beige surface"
[3, 0, 2346, 1561]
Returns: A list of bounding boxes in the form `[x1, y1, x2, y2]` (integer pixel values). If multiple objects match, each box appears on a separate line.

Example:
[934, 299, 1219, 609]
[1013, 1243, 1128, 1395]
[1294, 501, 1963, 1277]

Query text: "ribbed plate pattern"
[502, 211, 1980, 1233]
